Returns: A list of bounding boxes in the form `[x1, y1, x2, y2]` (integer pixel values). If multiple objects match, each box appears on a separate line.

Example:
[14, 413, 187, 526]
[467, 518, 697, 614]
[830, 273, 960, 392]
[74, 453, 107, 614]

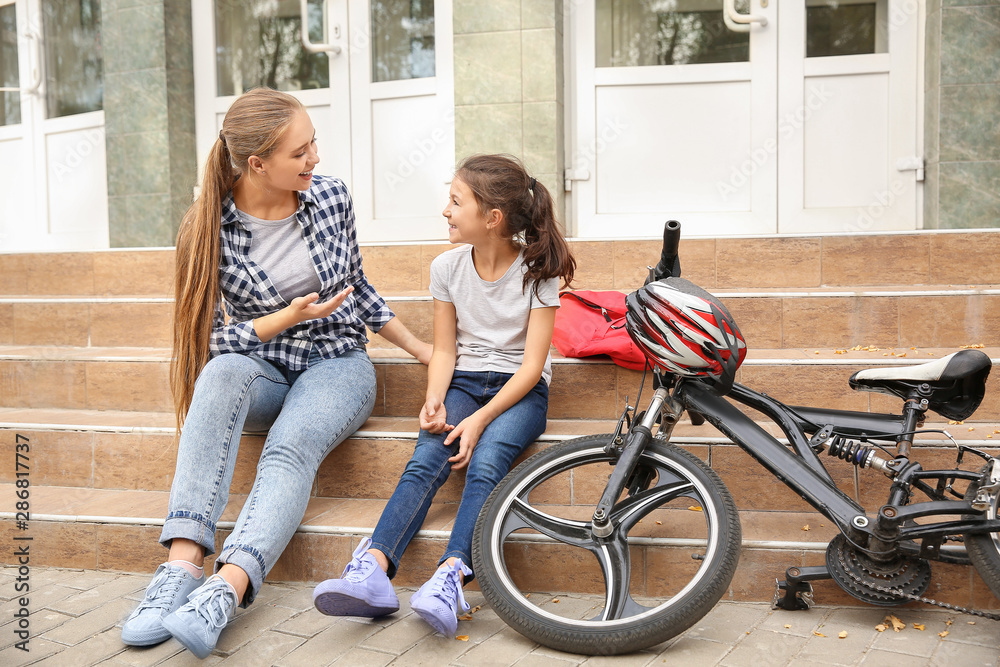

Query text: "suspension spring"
[827, 436, 879, 469]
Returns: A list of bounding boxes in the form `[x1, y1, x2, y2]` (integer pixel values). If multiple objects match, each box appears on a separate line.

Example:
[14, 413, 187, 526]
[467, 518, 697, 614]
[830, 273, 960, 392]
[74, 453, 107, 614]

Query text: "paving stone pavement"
[0, 565, 998, 666]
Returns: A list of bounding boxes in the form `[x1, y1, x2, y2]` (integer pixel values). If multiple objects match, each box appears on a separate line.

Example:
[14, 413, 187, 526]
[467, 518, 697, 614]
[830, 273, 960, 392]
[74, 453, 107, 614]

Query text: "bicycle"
[471, 221, 996, 655]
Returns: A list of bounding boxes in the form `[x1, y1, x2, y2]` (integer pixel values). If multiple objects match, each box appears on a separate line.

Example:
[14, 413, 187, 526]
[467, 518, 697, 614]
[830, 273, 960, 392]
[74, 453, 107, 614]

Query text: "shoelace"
[426, 566, 469, 612]
[128, 567, 186, 618]
[187, 580, 235, 630]
[341, 554, 377, 583]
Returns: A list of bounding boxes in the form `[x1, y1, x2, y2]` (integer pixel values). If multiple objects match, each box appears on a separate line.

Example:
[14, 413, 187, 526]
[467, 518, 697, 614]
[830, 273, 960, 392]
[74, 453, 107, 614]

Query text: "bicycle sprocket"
[826, 534, 932, 606]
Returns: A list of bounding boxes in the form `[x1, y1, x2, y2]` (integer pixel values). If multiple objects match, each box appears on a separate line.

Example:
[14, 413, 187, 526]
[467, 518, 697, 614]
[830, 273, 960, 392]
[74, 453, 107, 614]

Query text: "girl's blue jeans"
[159, 348, 376, 606]
[371, 370, 548, 580]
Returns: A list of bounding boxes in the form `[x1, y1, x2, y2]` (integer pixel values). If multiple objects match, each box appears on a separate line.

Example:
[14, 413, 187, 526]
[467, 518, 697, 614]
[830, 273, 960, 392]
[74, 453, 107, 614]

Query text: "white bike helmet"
[625, 278, 747, 393]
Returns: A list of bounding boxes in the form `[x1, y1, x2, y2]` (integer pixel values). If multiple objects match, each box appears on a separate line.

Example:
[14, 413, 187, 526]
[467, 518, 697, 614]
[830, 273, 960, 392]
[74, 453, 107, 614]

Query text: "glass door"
[569, 0, 778, 238]
[0, 0, 108, 251]
[193, 0, 453, 242]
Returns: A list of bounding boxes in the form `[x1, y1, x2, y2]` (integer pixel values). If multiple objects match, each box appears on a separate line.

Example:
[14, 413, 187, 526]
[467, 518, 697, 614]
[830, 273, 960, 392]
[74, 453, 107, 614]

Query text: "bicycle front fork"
[592, 387, 682, 537]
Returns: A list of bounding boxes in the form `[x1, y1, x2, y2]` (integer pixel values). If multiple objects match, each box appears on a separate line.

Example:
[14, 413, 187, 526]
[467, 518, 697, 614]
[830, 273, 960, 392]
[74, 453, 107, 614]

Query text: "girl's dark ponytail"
[455, 154, 575, 293]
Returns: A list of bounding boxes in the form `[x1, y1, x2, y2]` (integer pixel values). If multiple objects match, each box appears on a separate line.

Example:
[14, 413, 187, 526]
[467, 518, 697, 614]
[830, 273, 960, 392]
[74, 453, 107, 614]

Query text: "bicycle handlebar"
[646, 219, 682, 284]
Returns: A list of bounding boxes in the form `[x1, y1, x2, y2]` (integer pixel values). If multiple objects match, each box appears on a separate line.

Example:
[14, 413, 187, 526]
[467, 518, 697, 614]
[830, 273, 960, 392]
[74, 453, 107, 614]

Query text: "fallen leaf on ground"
[838, 631, 848, 639]
[938, 630, 949, 638]
[968, 621, 976, 625]
[887, 615, 905, 632]
[456, 635, 469, 641]
[945, 619, 953, 626]
[784, 624, 791, 629]
[656, 520, 662, 525]
[913, 623, 925, 631]
[688, 506, 703, 512]
[813, 631, 826, 637]
[875, 624, 887, 632]
[458, 614, 473, 621]
[802, 525, 810, 531]
[470, 605, 481, 614]
[553, 599, 560, 603]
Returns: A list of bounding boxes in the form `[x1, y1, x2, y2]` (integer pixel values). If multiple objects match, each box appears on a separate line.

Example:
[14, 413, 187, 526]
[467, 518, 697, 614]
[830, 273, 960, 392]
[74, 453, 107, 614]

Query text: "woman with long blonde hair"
[121, 88, 430, 658]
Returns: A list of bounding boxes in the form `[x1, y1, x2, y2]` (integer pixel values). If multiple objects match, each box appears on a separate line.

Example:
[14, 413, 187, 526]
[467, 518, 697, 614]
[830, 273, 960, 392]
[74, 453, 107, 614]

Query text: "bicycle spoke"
[590, 536, 648, 621]
[501, 496, 593, 547]
[611, 479, 696, 533]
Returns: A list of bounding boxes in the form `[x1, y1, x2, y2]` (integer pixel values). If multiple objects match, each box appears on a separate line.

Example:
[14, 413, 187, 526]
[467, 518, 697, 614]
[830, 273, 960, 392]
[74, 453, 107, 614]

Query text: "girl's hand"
[444, 413, 488, 470]
[420, 398, 452, 433]
[289, 287, 353, 324]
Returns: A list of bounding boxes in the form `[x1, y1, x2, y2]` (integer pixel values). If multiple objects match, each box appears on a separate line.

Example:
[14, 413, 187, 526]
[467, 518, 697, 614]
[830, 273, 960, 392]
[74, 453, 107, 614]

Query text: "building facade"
[0, 0, 996, 252]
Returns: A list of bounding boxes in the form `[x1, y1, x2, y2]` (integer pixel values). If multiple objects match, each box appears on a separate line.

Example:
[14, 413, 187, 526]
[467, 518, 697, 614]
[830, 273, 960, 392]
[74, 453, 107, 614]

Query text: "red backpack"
[552, 291, 648, 371]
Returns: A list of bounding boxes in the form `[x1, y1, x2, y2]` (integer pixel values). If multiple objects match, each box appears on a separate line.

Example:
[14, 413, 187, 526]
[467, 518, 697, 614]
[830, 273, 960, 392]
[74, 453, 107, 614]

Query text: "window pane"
[596, 0, 749, 67]
[215, 0, 329, 97]
[806, 0, 887, 58]
[42, 0, 103, 118]
[372, 0, 435, 83]
[0, 3, 19, 126]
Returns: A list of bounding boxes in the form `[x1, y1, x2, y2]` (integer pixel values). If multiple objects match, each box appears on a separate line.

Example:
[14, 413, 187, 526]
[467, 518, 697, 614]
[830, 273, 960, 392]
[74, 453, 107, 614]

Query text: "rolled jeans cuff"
[160, 512, 218, 558]
[216, 544, 267, 607]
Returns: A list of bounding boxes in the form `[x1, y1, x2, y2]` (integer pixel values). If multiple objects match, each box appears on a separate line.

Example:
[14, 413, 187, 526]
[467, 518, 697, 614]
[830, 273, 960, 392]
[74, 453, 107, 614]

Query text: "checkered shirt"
[211, 175, 394, 370]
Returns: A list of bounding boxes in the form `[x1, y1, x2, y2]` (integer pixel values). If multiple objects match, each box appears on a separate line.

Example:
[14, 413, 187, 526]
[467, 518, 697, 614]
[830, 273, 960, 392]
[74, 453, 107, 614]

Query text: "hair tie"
[528, 177, 536, 192]
[218, 131, 227, 146]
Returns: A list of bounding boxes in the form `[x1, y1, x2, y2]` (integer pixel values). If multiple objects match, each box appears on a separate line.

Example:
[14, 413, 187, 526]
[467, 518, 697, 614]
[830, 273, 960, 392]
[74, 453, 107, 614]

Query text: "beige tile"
[454, 32, 522, 106]
[727, 297, 782, 349]
[270, 533, 352, 585]
[89, 302, 172, 348]
[316, 438, 415, 499]
[717, 238, 822, 288]
[360, 245, 422, 293]
[782, 296, 899, 348]
[821, 235, 929, 286]
[372, 300, 432, 351]
[85, 361, 171, 412]
[92, 250, 175, 296]
[547, 363, 617, 419]
[28, 430, 95, 487]
[382, 364, 428, 417]
[0, 360, 88, 409]
[93, 432, 177, 491]
[17, 520, 98, 568]
[0, 304, 14, 344]
[25, 254, 95, 295]
[0, 254, 28, 294]
[13, 302, 90, 347]
[929, 231, 1000, 285]
[569, 241, 615, 290]
[899, 294, 999, 348]
[739, 364, 870, 412]
[96, 524, 166, 573]
[611, 240, 658, 291]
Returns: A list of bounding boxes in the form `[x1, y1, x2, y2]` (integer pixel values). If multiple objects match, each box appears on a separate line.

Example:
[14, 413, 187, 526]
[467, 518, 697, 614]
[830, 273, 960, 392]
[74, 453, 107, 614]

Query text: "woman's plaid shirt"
[211, 175, 394, 370]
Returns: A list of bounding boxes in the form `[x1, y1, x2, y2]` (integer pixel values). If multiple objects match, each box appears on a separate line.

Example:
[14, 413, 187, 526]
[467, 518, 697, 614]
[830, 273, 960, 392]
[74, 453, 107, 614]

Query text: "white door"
[569, 0, 919, 238]
[192, 0, 453, 243]
[0, 0, 108, 251]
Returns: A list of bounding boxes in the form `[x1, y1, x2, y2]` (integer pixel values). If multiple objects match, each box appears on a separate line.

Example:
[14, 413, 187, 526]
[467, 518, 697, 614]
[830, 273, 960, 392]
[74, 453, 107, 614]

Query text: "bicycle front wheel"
[472, 434, 741, 655]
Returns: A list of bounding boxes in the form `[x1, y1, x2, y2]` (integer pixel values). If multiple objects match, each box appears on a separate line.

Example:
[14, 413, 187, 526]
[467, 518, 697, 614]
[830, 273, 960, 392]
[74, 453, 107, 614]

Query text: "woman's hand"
[288, 287, 353, 324]
[444, 412, 488, 470]
[413, 341, 433, 365]
[420, 397, 452, 434]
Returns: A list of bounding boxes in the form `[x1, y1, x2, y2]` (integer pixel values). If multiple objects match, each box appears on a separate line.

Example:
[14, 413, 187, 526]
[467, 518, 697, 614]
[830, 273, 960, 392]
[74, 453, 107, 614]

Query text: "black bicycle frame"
[673, 379, 1000, 548]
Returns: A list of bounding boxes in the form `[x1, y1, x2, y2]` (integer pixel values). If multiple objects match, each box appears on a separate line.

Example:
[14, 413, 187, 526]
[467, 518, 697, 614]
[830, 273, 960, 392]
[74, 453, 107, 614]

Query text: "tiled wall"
[452, 0, 566, 219]
[102, 0, 195, 248]
[924, 0, 1000, 228]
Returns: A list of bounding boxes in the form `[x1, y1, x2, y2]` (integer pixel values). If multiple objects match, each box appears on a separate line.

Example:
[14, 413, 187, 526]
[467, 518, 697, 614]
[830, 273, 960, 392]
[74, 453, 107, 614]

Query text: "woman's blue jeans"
[371, 370, 548, 580]
[159, 348, 376, 606]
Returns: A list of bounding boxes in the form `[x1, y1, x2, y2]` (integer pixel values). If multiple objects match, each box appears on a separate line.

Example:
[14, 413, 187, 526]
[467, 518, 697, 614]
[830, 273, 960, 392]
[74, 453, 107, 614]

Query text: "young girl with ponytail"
[313, 154, 576, 637]
[121, 88, 429, 658]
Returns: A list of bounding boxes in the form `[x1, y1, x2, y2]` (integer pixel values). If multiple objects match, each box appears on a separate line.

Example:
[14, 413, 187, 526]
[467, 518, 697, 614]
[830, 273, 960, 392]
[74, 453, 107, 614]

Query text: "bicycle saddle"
[848, 349, 992, 421]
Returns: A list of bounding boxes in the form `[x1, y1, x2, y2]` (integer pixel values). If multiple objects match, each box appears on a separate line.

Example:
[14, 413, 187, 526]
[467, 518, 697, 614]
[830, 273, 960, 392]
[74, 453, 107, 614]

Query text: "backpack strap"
[560, 292, 612, 322]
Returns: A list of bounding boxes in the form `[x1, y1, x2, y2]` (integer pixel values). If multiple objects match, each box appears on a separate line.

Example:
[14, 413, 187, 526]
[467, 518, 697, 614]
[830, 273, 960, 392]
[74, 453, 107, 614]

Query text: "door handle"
[0, 30, 42, 95]
[723, 0, 767, 33]
[299, 0, 342, 55]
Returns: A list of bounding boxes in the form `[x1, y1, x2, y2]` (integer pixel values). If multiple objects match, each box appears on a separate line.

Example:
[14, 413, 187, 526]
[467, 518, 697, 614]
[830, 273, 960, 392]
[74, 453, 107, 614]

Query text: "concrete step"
[4, 287, 998, 351]
[3, 231, 998, 297]
[0, 483, 993, 607]
[3, 407, 998, 511]
[2, 345, 997, 419]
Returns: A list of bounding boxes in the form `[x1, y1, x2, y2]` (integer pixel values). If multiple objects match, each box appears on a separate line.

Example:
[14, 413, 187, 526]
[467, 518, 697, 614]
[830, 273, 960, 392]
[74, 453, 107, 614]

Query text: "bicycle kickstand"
[772, 565, 831, 611]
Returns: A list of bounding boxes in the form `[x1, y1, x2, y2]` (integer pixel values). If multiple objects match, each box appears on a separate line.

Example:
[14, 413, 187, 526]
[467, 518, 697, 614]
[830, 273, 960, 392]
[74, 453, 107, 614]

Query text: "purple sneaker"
[313, 537, 399, 617]
[408, 559, 472, 637]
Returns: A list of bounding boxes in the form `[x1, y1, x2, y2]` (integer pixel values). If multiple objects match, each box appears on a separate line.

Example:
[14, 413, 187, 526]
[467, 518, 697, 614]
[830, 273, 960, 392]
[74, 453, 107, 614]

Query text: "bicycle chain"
[834, 539, 1000, 621]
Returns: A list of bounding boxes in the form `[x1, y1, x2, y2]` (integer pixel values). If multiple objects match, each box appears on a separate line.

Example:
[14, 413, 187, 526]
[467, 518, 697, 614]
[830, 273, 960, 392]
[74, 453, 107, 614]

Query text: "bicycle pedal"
[772, 578, 815, 611]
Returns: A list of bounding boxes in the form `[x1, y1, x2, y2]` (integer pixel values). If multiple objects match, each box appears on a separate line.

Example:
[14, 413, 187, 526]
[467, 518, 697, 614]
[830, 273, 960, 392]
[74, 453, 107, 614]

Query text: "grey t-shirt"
[429, 244, 559, 385]
[238, 207, 322, 302]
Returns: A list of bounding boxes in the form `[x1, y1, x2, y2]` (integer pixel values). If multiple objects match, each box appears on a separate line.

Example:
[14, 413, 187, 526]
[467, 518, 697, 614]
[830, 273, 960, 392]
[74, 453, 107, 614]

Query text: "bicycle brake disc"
[826, 534, 932, 606]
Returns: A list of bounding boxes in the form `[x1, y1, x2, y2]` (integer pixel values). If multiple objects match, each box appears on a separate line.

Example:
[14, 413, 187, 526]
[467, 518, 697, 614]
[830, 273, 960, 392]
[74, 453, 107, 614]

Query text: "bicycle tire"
[472, 434, 741, 655]
[964, 477, 1000, 599]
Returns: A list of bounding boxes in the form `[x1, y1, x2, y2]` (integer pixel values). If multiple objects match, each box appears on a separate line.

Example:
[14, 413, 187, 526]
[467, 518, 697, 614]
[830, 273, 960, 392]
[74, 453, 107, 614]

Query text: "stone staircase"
[1, 231, 999, 609]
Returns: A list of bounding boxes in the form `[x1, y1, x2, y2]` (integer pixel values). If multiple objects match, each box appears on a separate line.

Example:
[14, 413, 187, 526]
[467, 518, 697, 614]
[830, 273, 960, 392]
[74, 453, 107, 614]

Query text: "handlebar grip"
[647, 219, 682, 283]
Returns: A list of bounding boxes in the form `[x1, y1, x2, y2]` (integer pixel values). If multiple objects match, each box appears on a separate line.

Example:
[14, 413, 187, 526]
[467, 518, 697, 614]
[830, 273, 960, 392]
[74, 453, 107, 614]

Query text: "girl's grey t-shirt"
[429, 244, 559, 385]
[238, 207, 322, 303]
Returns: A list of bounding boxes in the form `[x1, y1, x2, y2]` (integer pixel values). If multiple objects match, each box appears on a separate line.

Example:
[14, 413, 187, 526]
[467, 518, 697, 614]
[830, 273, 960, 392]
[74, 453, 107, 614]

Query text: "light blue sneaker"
[313, 537, 400, 617]
[408, 559, 473, 637]
[121, 562, 205, 646]
[161, 575, 237, 659]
